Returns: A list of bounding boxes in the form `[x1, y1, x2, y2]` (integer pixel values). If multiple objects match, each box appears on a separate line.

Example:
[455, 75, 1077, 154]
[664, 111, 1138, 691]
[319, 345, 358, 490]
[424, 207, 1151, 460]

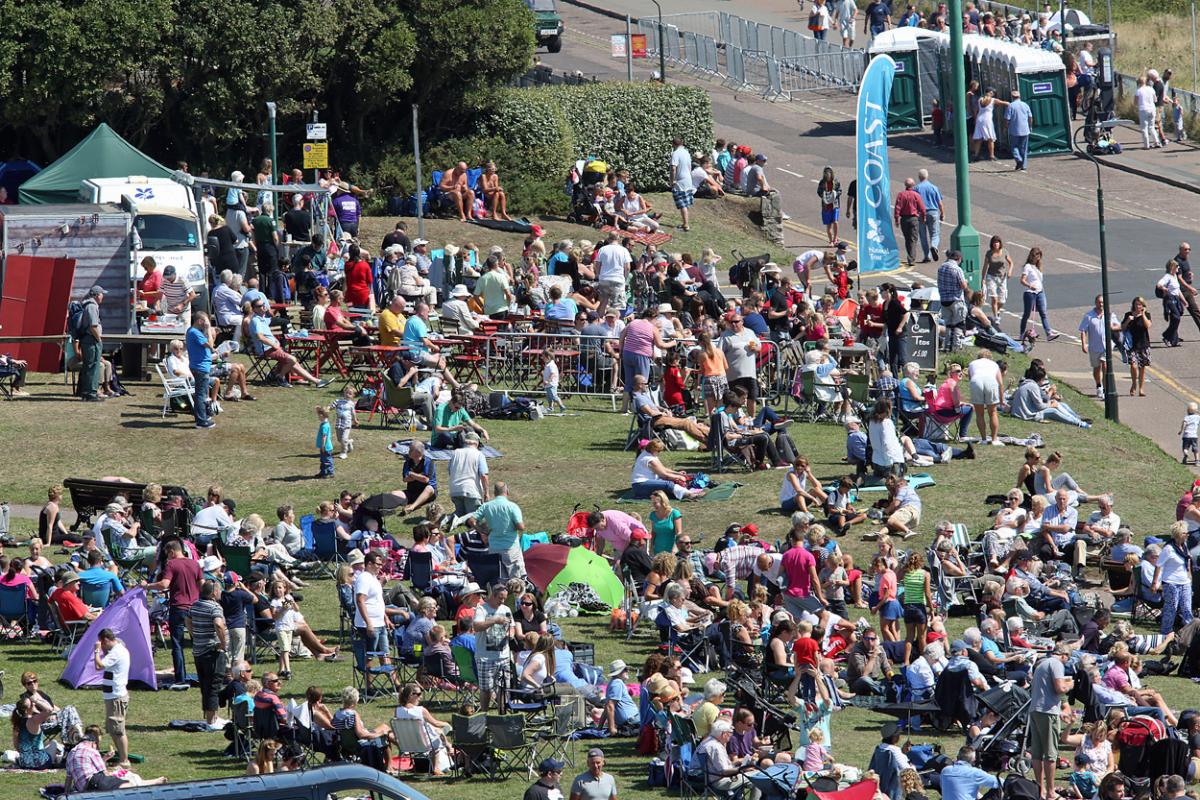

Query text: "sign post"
[626, 15, 634, 81]
[948, 0, 981, 291]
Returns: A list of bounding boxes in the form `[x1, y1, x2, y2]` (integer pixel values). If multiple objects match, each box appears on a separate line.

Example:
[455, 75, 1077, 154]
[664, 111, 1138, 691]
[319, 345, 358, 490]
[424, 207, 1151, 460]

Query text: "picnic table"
[315, 329, 355, 377]
[284, 334, 324, 375]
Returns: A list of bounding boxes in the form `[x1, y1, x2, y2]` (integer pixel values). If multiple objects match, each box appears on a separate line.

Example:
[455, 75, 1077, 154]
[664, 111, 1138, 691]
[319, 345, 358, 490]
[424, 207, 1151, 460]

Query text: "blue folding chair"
[312, 520, 345, 579]
[80, 581, 112, 610]
[0, 584, 31, 639]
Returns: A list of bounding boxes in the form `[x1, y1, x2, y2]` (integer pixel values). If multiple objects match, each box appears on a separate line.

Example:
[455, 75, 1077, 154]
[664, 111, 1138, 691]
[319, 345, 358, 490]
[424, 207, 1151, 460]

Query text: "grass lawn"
[0, 207, 1191, 798]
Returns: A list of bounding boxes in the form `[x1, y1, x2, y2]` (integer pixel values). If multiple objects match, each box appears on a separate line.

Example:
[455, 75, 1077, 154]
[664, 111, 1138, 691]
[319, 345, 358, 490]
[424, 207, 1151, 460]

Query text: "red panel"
[0, 255, 77, 372]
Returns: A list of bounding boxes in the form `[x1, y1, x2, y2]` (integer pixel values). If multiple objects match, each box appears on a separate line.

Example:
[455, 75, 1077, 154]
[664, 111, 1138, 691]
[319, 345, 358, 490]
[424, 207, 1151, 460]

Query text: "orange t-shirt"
[697, 348, 728, 378]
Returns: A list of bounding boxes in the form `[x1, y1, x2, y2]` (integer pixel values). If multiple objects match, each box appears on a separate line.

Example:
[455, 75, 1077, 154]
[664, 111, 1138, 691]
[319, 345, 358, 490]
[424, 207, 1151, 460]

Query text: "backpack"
[67, 299, 93, 338]
[1002, 773, 1041, 800]
[1117, 715, 1167, 748]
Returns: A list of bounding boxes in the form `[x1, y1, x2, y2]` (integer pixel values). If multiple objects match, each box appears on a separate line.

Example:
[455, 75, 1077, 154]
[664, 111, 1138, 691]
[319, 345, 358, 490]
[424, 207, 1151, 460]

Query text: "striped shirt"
[159, 278, 191, 313]
[189, 598, 224, 655]
[721, 545, 765, 591]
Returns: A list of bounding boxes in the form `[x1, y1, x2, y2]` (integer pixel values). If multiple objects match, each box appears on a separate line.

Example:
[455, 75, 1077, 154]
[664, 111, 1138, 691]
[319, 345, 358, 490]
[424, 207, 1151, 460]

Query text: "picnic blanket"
[387, 439, 503, 460]
[616, 481, 741, 503]
[600, 225, 672, 247]
[832, 472, 936, 493]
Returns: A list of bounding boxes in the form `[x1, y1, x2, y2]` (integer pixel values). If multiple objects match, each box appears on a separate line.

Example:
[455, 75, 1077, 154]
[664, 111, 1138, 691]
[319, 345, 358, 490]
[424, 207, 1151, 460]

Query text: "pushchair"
[555, 503, 598, 550]
[726, 249, 771, 296]
[973, 683, 1031, 774]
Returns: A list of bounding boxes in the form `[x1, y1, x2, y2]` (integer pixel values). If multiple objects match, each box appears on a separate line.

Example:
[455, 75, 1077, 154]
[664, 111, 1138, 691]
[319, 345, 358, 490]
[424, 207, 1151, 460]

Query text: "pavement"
[546, 1, 1200, 461]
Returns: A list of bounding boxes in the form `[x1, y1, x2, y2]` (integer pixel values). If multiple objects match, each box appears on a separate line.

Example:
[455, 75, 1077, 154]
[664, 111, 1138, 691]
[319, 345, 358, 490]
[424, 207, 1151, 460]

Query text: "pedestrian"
[473, 582, 515, 712]
[938, 251, 970, 350]
[670, 138, 694, 232]
[1171, 242, 1200, 334]
[1158, 259, 1184, 347]
[1180, 402, 1200, 465]
[1006, 89, 1033, 171]
[332, 385, 356, 459]
[1077, 294, 1120, 400]
[1029, 643, 1074, 800]
[970, 89, 1001, 161]
[93, 628, 131, 767]
[834, 0, 857, 47]
[808, 0, 832, 40]
[541, 350, 567, 412]
[893, 179, 926, 266]
[448, 432, 490, 517]
[1151, 522, 1193, 635]
[474, 482, 527, 580]
[75, 285, 105, 402]
[570, 748, 619, 800]
[1120, 296, 1152, 397]
[1135, 77, 1160, 149]
[1017, 247, 1056, 341]
[914, 169, 943, 263]
[189, 579, 229, 731]
[845, 178, 857, 228]
[931, 100, 945, 146]
[816, 167, 841, 244]
[316, 406, 335, 478]
[186, 312, 216, 430]
[1149, 69, 1169, 147]
[863, 0, 891, 39]
[142, 540, 202, 690]
[881, 283, 910, 376]
[982, 235, 1013, 323]
[525, 758, 567, 800]
[967, 349, 1004, 446]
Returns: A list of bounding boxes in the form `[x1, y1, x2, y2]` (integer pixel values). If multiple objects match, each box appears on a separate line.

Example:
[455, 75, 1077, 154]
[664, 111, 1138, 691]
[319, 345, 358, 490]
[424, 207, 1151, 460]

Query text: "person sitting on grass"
[824, 476, 867, 534]
[432, 391, 490, 450]
[400, 441, 438, 515]
[780, 455, 827, 515]
[66, 725, 165, 790]
[630, 439, 706, 501]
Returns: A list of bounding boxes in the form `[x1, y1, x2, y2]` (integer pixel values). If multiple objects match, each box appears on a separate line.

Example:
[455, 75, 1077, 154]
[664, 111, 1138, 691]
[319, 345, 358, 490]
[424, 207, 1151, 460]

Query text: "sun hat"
[608, 659, 629, 678]
[346, 550, 365, 565]
[656, 303, 674, 314]
[451, 284, 470, 298]
[200, 555, 222, 573]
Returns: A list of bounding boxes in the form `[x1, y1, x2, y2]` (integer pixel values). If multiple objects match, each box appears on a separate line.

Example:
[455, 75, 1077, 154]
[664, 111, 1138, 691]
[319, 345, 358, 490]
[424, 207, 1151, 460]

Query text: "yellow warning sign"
[302, 142, 329, 169]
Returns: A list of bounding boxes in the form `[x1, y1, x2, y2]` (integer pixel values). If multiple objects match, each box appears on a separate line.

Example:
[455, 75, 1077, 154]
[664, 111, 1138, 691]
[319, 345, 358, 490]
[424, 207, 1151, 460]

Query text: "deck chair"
[655, 606, 711, 673]
[927, 547, 978, 614]
[249, 619, 281, 665]
[532, 695, 585, 769]
[624, 407, 660, 451]
[390, 717, 435, 773]
[462, 551, 502, 590]
[79, 581, 112, 610]
[451, 713, 493, 778]
[352, 645, 399, 703]
[214, 539, 254, 580]
[155, 363, 194, 418]
[0, 584, 31, 639]
[707, 410, 753, 473]
[407, 550, 435, 595]
[230, 701, 254, 760]
[485, 714, 537, 780]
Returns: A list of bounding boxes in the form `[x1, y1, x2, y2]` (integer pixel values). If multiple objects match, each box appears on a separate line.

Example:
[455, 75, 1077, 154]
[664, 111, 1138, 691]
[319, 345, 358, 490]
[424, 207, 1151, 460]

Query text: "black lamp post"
[1072, 120, 1133, 423]
[650, 0, 667, 83]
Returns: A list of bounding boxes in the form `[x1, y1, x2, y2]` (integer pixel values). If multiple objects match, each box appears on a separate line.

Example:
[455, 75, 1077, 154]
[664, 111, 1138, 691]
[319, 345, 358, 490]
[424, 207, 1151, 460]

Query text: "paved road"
[545, 2, 1200, 458]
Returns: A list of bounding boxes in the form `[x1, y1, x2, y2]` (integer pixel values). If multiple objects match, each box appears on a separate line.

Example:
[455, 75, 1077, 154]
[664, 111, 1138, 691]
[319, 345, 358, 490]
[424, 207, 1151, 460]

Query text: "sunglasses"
[678, 540, 692, 546]
[521, 601, 534, 606]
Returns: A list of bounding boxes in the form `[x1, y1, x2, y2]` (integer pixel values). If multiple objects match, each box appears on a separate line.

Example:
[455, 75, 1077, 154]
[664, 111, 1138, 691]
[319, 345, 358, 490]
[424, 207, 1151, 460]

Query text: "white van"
[79, 176, 209, 310]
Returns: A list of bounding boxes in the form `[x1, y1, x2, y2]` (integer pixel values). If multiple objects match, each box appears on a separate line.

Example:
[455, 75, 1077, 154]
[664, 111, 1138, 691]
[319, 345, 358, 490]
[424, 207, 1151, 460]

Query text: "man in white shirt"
[353, 551, 399, 689]
[834, 0, 858, 46]
[192, 486, 235, 541]
[94, 628, 131, 767]
[440, 284, 481, 333]
[448, 432, 490, 517]
[594, 232, 631, 314]
[1135, 76, 1161, 149]
[669, 138, 695, 231]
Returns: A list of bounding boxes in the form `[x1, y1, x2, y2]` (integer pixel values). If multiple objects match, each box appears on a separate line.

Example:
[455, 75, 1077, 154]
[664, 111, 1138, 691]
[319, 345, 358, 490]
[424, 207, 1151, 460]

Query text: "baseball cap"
[539, 757, 565, 773]
[630, 528, 650, 541]
[587, 748, 605, 759]
[951, 639, 968, 653]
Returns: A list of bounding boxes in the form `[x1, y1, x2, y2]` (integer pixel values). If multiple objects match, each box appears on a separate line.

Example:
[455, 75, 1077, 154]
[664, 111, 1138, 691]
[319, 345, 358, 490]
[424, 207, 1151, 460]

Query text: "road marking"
[1057, 257, 1100, 272]
[776, 167, 805, 179]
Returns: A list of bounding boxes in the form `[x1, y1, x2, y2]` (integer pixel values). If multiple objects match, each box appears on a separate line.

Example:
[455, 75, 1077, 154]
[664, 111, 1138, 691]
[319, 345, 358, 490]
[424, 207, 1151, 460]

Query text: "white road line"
[1057, 257, 1100, 272]
[776, 167, 805, 178]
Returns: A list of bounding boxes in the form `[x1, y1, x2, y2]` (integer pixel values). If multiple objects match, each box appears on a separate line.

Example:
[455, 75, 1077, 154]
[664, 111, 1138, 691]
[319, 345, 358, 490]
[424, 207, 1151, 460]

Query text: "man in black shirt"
[382, 221, 411, 254]
[282, 194, 313, 243]
[1172, 242, 1200, 334]
[523, 757, 566, 800]
[881, 283, 909, 375]
[619, 529, 653, 585]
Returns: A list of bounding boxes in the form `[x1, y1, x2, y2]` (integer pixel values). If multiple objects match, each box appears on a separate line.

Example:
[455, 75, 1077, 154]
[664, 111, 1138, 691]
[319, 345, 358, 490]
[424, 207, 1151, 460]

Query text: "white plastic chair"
[155, 363, 194, 418]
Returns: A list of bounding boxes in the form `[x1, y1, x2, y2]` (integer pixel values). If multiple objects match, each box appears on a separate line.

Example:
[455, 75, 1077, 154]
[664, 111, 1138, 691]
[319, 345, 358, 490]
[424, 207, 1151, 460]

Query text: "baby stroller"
[973, 683, 1031, 774]
[726, 249, 771, 296]
[556, 503, 598, 550]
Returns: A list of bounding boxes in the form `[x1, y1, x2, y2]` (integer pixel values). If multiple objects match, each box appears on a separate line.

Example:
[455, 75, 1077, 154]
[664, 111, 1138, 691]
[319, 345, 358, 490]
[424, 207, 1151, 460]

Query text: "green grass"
[0, 208, 1192, 798]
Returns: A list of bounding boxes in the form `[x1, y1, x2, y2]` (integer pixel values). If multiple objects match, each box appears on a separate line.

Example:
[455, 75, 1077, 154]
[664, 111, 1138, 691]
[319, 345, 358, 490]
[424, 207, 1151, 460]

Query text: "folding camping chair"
[390, 717, 436, 774]
[311, 520, 346, 579]
[656, 607, 711, 673]
[48, 600, 88, 657]
[624, 407, 661, 451]
[419, 650, 476, 709]
[250, 618, 281, 665]
[155, 363, 194, 418]
[789, 369, 839, 424]
[707, 410, 754, 473]
[921, 388, 966, 441]
[230, 702, 254, 761]
[451, 713, 493, 778]
[407, 550, 435, 595]
[215, 539, 254, 581]
[531, 696, 585, 770]
[0, 584, 31, 640]
[378, 377, 421, 430]
[462, 551, 501, 590]
[484, 713, 538, 780]
[79, 581, 112, 610]
[927, 546, 979, 614]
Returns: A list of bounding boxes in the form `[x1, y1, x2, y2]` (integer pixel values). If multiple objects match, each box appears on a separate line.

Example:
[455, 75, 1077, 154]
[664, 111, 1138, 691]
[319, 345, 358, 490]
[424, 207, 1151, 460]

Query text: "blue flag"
[857, 55, 901, 273]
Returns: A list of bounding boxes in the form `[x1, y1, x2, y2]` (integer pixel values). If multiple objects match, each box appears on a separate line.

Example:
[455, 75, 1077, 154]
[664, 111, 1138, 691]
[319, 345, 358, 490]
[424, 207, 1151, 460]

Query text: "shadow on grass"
[268, 474, 330, 483]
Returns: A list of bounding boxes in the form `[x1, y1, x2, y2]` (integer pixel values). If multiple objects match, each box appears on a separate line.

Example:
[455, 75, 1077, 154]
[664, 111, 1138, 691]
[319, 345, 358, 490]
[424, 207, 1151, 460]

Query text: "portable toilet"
[868, 28, 938, 131]
[1010, 45, 1071, 156]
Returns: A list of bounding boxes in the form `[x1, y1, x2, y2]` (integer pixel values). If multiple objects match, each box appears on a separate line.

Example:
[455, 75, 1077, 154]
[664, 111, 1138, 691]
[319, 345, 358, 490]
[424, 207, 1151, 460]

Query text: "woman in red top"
[342, 245, 375, 311]
[323, 290, 370, 345]
[856, 288, 886, 347]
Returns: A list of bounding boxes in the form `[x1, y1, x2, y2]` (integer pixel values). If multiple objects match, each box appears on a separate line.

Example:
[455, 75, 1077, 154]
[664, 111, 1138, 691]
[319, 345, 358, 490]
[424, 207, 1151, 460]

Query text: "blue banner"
[856, 55, 901, 273]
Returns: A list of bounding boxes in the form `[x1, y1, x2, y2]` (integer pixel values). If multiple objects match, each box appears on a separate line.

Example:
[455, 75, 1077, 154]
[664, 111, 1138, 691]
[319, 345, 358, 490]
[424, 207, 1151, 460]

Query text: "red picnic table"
[315, 329, 355, 377]
[283, 333, 324, 376]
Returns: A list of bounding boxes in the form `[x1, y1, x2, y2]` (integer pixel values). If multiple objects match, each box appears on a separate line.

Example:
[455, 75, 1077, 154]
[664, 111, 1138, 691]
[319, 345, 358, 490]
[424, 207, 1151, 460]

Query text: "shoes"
[10, 389, 29, 398]
[963, 444, 976, 460]
[415, 422, 429, 430]
[347, 439, 354, 453]
[931, 247, 939, 261]
[338, 452, 348, 459]
[991, 438, 1004, 446]
[1096, 386, 1104, 400]
[313, 379, 333, 388]
[902, 531, 920, 540]
[82, 396, 105, 402]
[195, 421, 215, 429]
[169, 682, 190, 691]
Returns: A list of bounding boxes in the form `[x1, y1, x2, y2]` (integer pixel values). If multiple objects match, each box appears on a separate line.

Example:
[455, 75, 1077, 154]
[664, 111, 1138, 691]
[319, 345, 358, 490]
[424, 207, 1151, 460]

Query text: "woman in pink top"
[619, 307, 676, 413]
[933, 362, 974, 439]
[871, 554, 901, 642]
[585, 509, 645, 558]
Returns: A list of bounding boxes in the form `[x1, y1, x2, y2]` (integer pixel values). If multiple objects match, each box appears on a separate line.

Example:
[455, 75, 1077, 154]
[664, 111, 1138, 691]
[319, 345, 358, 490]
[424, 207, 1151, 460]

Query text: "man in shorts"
[719, 312, 762, 414]
[473, 582, 515, 712]
[94, 628, 132, 768]
[879, 474, 922, 539]
[1029, 643, 1074, 800]
[670, 138, 695, 231]
[247, 297, 328, 388]
[1077, 294, 1119, 399]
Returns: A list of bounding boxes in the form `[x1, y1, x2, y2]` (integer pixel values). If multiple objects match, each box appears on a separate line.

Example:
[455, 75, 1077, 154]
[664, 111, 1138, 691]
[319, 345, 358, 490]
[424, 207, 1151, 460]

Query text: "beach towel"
[599, 225, 672, 247]
[832, 473, 936, 493]
[616, 481, 741, 503]
[387, 439, 503, 460]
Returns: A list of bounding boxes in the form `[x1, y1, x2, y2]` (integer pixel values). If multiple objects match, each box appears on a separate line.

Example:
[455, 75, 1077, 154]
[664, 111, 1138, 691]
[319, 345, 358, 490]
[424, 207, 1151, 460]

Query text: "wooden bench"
[63, 477, 188, 531]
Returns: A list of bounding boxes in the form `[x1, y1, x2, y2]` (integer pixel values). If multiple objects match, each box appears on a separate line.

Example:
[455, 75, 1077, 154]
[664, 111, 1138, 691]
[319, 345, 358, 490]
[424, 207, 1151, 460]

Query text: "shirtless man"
[479, 161, 511, 221]
[439, 162, 477, 222]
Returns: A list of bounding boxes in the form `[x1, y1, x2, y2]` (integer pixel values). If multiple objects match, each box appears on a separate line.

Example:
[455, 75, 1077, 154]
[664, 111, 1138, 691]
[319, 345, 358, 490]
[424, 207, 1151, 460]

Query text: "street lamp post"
[650, 0, 667, 83]
[948, 0, 981, 290]
[1073, 121, 1127, 423]
[266, 101, 278, 221]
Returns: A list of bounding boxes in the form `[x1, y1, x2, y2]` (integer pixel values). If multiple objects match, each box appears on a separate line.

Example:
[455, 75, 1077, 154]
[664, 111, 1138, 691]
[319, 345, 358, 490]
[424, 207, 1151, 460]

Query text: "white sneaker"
[338, 452, 348, 459]
[347, 439, 354, 452]
[1096, 386, 1104, 400]
[991, 438, 1004, 446]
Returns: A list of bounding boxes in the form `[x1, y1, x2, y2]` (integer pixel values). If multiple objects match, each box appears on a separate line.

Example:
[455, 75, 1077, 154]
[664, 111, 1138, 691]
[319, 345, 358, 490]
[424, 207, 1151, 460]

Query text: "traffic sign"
[302, 142, 329, 169]
[306, 122, 328, 140]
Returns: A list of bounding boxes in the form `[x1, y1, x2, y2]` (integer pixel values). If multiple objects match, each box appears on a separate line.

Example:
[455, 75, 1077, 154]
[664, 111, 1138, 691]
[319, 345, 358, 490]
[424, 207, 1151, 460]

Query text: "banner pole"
[948, 0, 981, 292]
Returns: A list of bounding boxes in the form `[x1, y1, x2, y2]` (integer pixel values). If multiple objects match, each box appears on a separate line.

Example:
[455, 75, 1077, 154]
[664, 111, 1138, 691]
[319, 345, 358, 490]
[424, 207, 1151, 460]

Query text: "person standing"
[252, 203, 283, 301]
[158, 265, 197, 327]
[448, 432, 490, 517]
[186, 312, 216, 429]
[719, 312, 762, 416]
[1121, 297, 1153, 397]
[809, 0, 832, 40]
[143, 540, 202, 690]
[834, 0, 857, 47]
[1006, 89, 1034, 171]
[1078, 295, 1120, 400]
[93, 628, 131, 768]
[670, 138, 695, 232]
[473, 582, 515, 712]
[1159, 259, 1185, 347]
[1029, 644, 1074, 800]
[189, 579, 228, 731]
[863, 0, 891, 39]
[893, 179, 926, 267]
[594, 232, 632, 315]
[1136, 77, 1160, 150]
[882, 283, 910, 376]
[914, 169, 943, 263]
[982, 236, 1014, 323]
[76, 286, 105, 402]
[353, 550, 400, 692]
[474, 482, 526, 581]
[570, 748, 619, 800]
[1171, 242, 1200, 334]
[968, 350, 1004, 446]
[937, 251, 970, 350]
[816, 166, 842, 244]
[1017, 247, 1056, 341]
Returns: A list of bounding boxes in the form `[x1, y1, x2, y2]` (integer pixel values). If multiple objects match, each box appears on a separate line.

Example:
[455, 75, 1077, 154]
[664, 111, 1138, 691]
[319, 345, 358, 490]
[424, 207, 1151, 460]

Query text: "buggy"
[973, 683, 1031, 774]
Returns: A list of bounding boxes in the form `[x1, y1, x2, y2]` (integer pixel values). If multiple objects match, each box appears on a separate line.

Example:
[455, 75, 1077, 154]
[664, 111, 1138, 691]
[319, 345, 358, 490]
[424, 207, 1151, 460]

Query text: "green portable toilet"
[1012, 46, 1071, 155]
[868, 28, 931, 132]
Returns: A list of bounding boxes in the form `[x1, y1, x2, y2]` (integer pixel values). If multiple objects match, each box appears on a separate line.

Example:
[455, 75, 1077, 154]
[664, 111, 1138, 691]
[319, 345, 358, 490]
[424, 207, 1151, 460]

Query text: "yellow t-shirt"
[378, 308, 405, 348]
[693, 700, 721, 739]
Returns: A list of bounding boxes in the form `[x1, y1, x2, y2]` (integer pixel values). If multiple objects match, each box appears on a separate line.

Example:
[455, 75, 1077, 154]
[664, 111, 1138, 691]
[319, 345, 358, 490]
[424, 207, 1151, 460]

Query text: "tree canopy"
[0, 0, 534, 176]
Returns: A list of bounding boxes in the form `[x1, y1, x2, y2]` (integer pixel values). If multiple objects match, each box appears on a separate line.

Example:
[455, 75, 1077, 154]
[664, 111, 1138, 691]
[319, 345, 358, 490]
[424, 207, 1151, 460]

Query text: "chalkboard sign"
[907, 311, 938, 372]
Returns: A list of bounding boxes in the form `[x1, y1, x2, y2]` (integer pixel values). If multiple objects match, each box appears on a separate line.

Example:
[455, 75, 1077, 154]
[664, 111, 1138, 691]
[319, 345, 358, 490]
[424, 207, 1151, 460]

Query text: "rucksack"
[1002, 773, 1041, 800]
[1117, 715, 1167, 748]
[67, 299, 93, 338]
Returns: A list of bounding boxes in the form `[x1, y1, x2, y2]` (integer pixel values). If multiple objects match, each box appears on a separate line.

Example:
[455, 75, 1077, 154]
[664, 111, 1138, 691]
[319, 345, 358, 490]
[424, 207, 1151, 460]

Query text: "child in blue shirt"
[845, 418, 868, 476]
[316, 406, 334, 478]
[1067, 751, 1098, 799]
